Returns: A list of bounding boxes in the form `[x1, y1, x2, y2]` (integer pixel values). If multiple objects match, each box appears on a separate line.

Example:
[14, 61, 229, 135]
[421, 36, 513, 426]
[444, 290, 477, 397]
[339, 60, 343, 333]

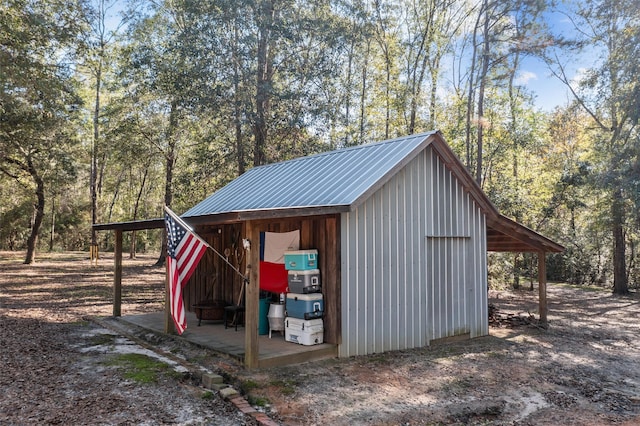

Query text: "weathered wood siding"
[340, 146, 488, 358]
[186, 223, 245, 308]
[188, 216, 341, 345]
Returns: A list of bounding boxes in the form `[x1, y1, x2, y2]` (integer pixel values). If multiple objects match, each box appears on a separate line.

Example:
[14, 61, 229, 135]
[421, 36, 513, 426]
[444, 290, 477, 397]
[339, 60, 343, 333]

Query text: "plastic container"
[286, 293, 324, 320]
[285, 317, 324, 345]
[267, 303, 285, 338]
[287, 269, 321, 293]
[284, 249, 318, 270]
[258, 298, 270, 335]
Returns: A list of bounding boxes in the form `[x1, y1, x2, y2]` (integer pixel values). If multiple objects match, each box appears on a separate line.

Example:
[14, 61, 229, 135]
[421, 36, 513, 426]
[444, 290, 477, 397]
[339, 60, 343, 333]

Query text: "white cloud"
[570, 67, 588, 90]
[516, 70, 538, 85]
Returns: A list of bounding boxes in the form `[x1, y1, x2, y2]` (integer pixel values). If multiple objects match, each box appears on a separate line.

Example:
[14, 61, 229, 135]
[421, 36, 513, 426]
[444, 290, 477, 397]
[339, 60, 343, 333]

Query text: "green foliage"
[269, 378, 300, 396]
[0, 199, 32, 250]
[541, 0, 640, 290]
[239, 378, 260, 393]
[103, 353, 173, 384]
[0, 0, 87, 260]
[1, 0, 638, 290]
[487, 253, 512, 290]
[246, 395, 269, 407]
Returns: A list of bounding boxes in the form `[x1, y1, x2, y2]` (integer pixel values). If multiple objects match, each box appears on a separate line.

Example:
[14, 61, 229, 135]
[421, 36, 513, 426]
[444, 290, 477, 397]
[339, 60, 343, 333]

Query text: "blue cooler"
[284, 249, 318, 270]
[286, 293, 323, 320]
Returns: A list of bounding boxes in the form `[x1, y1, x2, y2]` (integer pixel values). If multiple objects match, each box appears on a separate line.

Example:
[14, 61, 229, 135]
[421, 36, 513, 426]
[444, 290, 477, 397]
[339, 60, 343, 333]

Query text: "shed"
[176, 130, 563, 367]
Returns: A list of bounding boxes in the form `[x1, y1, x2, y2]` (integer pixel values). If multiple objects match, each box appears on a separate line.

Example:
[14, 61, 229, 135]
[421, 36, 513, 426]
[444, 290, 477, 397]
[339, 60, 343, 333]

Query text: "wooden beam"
[93, 218, 165, 232]
[257, 344, 338, 369]
[538, 251, 548, 327]
[183, 206, 351, 227]
[324, 216, 341, 345]
[488, 245, 540, 252]
[113, 230, 123, 317]
[164, 261, 174, 334]
[244, 220, 260, 369]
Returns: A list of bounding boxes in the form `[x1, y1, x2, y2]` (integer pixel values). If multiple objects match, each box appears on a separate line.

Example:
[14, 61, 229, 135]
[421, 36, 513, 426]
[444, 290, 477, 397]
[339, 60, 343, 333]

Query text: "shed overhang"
[487, 215, 564, 253]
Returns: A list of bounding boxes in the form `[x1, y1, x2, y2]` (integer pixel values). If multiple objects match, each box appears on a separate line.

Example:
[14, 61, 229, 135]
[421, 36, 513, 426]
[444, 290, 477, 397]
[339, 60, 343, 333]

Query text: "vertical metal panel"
[380, 185, 392, 351]
[340, 146, 488, 358]
[477, 208, 489, 336]
[396, 169, 407, 350]
[410, 152, 423, 348]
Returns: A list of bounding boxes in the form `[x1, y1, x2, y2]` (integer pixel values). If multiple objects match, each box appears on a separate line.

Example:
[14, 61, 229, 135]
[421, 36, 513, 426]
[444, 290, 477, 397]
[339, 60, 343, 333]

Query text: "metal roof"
[92, 130, 563, 253]
[183, 131, 437, 219]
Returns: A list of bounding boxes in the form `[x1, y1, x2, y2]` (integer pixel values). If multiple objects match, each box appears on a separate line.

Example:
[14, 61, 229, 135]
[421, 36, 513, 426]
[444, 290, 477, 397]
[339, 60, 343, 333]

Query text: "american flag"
[164, 206, 208, 334]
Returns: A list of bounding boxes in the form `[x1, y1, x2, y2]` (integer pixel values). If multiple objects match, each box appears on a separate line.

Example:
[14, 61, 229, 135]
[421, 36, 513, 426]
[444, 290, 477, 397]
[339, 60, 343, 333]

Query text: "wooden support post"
[113, 230, 123, 317]
[164, 261, 174, 334]
[244, 220, 260, 369]
[324, 216, 340, 345]
[538, 251, 548, 327]
[90, 244, 99, 266]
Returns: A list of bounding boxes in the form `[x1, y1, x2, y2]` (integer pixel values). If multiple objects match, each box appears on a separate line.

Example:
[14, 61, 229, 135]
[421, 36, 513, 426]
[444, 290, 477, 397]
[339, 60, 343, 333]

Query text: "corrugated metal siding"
[183, 132, 435, 218]
[340, 146, 488, 358]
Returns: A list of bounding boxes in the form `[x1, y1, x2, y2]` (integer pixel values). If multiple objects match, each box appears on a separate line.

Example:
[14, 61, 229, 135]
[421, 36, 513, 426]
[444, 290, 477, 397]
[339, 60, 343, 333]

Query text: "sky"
[517, 5, 586, 112]
[520, 58, 574, 112]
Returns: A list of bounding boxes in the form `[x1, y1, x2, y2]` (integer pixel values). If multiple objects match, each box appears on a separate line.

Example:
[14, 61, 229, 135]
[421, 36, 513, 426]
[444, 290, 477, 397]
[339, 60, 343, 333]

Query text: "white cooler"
[285, 317, 324, 345]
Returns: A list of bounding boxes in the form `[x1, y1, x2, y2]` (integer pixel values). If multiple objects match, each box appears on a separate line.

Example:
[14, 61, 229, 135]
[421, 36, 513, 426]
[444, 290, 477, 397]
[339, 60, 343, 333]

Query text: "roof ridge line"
[248, 131, 438, 171]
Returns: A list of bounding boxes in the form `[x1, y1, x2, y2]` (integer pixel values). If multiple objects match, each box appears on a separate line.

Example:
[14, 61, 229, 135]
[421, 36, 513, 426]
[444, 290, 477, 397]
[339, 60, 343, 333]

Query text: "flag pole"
[164, 206, 249, 283]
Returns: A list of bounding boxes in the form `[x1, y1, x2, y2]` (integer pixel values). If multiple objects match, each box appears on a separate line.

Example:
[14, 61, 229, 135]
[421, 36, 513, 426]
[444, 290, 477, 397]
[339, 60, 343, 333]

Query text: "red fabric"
[259, 261, 288, 293]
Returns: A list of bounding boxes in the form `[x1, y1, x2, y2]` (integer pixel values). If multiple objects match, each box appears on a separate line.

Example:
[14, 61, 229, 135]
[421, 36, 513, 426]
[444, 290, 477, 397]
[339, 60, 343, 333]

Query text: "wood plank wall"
[253, 215, 341, 344]
[186, 215, 341, 344]
[185, 222, 246, 308]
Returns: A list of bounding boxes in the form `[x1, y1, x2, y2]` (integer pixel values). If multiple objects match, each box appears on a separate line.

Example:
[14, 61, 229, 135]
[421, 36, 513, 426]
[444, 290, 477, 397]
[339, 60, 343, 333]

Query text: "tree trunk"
[156, 99, 179, 267]
[130, 166, 148, 259]
[25, 160, 45, 264]
[512, 253, 520, 289]
[106, 170, 124, 223]
[508, 46, 522, 289]
[49, 194, 55, 252]
[384, 57, 391, 139]
[612, 187, 628, 294]
[91, 60, 102, 246]
[407, 1, 435, 135]
[428, 56, 440, 130]
[253, 0, 275, 167]
[360, 40, 370, 144]
[344, 41, 354, 147]
[373, 0, 391, 139]
[408, 53, 430, 135]
[529, 254, 535, 291]
[476, 2, 490, 187]
[233, 15, 245, 175]
[465, 5, 483, 171]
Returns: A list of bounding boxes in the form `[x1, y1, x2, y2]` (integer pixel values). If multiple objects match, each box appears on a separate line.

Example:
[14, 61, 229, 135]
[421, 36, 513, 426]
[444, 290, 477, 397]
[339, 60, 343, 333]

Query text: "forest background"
[1, 0, 639, 294]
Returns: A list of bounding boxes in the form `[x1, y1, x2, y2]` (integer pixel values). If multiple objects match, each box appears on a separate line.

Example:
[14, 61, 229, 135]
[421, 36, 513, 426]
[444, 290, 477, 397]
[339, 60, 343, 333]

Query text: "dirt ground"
[2, 251, 640, 425]
[0, 251, 252, 425]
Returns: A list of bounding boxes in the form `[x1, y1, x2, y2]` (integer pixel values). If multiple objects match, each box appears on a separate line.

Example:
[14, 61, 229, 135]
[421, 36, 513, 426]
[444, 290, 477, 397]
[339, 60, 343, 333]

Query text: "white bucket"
[267, 303, 285, 337]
